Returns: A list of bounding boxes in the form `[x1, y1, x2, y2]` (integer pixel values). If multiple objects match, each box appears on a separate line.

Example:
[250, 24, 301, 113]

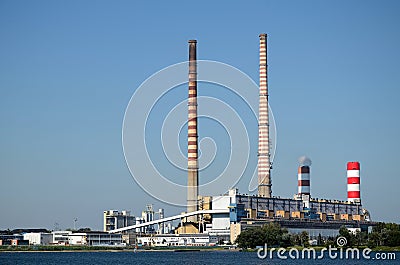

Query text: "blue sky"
[0, 0, 399, 230]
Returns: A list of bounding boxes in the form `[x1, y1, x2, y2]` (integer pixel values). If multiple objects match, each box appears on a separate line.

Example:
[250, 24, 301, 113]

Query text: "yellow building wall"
[230, 223, 241, 244]
[291, 211, 304, 219]
[175, 223, 199, 234]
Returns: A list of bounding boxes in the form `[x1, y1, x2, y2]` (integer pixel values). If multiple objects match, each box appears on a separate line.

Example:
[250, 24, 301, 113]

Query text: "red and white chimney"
[298, 166, 310, 196]
[347, 162, 361, 203]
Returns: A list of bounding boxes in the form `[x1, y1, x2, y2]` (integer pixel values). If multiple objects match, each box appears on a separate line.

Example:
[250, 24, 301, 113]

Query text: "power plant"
[109, 34, 374, 244]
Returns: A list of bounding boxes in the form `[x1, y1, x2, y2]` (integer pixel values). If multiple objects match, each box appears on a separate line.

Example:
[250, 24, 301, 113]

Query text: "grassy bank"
[1, 245, 398, 252]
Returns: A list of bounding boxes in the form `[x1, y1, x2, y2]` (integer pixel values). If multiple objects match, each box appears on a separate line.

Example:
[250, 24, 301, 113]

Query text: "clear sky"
[1, 0, 399, 230]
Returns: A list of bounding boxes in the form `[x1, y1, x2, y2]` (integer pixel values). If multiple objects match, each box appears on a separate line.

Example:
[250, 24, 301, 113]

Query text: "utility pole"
[73, 218, 78, 231]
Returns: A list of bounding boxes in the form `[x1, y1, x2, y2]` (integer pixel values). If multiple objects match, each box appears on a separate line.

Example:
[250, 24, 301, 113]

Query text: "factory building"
[103, 210, 135, 232]
[52, 230, 72, 245]
[68, 231, 124, 246]
[0, 234, 29, 246]
[23, 232, 53, 245]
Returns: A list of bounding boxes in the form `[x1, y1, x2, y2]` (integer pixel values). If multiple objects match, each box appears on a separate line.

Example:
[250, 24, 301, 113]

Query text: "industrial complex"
[2, 34, 374, 248]
[103, 33, 374, 246]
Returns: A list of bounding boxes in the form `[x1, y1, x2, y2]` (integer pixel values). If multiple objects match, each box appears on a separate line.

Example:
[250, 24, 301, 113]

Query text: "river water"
[0, 250, 398, 265]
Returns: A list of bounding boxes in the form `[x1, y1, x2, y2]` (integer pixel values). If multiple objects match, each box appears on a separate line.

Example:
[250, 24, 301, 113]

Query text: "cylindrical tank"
[298, 166, 310, 196]
[347, 162, 361, 203]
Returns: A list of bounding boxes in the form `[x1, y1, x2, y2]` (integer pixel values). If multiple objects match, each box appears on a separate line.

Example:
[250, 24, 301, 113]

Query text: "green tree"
[317, 233, 323, 246]
[295, 231, 310, 247]
[368, 222, 400, 247]
[235, 223, 292, 249]
[367, 231, 381, 247]
[385, 230, 400, 247]
[338, 226, 356, 247]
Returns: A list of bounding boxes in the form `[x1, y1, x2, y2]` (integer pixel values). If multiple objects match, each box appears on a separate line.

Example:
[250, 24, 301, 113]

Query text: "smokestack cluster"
[257, 33, 272, 198]
[187, 40, 199, 221]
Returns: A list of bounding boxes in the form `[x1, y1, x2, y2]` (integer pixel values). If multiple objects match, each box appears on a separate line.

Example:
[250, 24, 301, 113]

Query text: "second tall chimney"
[187, 40, 198, 221]
[257, 33, 272, 197]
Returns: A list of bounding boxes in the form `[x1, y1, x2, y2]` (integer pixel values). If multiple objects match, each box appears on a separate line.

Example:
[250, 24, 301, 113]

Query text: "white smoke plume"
[298, 156, 312, 167]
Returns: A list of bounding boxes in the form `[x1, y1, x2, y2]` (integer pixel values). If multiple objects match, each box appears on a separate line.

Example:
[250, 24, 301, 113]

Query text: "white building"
[68, 233, 87, 245]
[206, 189, 237, 241]
[68, 232, 123, 246]
[23, 232, 53, 245]
[104, 210, 135, 232]
[52, 231, 72, 245]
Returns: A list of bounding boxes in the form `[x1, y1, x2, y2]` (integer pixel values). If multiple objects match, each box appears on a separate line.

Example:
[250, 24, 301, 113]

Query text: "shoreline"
[1, 246, 399, 253]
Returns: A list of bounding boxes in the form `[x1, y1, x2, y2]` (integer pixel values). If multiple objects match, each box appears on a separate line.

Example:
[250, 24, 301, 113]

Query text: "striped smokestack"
[347, 162, 361, 203]
[257, 33, 272, 198]
[187, 40, 198, 221]
[298, 166, 311, 196]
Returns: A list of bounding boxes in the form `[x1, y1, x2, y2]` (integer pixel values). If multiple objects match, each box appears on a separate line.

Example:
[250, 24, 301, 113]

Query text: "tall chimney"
[187, 40, 198, 221]
[257, 33, 272, 197]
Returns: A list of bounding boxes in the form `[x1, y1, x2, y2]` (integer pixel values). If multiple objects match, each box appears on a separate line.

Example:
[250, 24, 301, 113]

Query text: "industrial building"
[104, 205, 168, 234]
[0, 234, 29, 246]
[103, 210, 135, 232]
[23, 232, 53, 245]
[52, 230, 72, 245]
[68, 232, 124, 246]
[109, 34, 374, 244]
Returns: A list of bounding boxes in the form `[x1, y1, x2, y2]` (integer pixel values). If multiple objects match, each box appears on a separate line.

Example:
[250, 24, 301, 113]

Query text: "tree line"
[235, 222, 400, 248]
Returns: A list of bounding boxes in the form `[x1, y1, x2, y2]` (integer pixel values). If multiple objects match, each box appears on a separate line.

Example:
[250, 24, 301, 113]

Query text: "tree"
[317, 233, 323, 246]
[294, 231, 310, 247]
[385, 230, 400, 247]
[235, 223, 292, 249]
[367, 231, 381, 247]
[338, 226, 355, 247]
[77, 228, 91, 232]
[367, 222, 400, 247]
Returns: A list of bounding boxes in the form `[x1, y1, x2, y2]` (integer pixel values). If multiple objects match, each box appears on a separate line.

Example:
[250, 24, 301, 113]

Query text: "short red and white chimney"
[347, 162, 361, 203]
[298, 166, 310, 196]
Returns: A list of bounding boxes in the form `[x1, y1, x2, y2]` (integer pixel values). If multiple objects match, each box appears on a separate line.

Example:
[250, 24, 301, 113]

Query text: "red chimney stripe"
[347, 191, 360, 198]
[347, 177, 360, 184]
[298, 180, 310, 186]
